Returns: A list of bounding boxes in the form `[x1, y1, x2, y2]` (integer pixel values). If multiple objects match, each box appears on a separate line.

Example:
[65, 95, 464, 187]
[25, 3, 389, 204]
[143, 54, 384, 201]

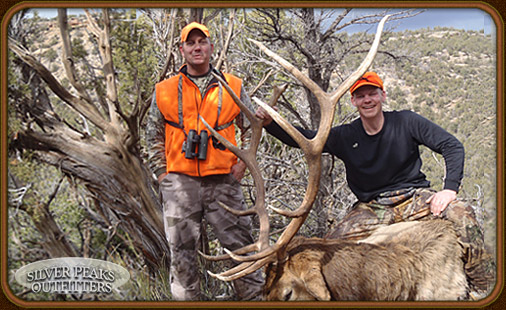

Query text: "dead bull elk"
[264, 220, 467, 301]
[199, 15, 468, 301]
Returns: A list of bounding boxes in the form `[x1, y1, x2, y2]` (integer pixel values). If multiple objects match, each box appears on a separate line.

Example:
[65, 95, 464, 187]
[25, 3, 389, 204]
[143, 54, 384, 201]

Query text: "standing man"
[146, 22, 263, 301]
[256, 71, 495, 297]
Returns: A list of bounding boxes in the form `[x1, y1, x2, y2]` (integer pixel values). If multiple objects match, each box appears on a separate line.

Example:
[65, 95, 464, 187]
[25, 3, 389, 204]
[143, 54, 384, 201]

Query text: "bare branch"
[58, 9, 94, 106]
[321, 8, 351, 41]
[215, 9, 236, 71]
[249, 68, 275, 97]
[8, 38, 108, 131]
[84, 8, 121, 126]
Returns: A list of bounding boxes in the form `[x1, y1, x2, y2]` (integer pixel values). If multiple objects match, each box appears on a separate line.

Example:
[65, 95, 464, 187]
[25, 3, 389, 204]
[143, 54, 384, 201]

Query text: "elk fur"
[263, 219, 468, 301]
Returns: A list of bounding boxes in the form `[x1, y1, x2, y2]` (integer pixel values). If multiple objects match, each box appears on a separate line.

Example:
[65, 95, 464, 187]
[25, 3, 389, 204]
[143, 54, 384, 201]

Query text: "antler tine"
[197, 243, 259, 261]
[249, 38, 328, 105]
[208, 71, 264, 154]
[252, 98, 310, 154]
[201, 240, 280, 263]
[329, 14, 390, 104]
[215, 200, 256, 216]
[208, 255, 276, 282]
[270, 84, 288, 107]
[210, 71, 260, 128]
[248, 40, 329, 159]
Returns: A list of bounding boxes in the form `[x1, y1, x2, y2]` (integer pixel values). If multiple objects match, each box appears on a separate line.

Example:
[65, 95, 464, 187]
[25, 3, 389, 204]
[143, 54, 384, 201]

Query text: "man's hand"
[426, 189, 457, 216]
[231, 161, 247, 182]
[255, 106, 276, 126]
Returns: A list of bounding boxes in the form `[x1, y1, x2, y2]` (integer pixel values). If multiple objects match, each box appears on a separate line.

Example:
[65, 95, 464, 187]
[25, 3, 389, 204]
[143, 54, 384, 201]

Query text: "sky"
[26, 7, 495, 35]
[330, 8, 494, 34]
[396, 9, 493, 32]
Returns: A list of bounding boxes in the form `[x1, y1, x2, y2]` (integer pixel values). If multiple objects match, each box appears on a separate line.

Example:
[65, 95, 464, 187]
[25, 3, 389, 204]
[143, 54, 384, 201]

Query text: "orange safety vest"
[155, 66, 242, 177]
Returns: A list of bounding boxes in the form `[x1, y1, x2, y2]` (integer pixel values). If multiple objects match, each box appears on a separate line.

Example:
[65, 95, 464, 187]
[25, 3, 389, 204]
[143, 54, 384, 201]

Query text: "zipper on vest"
[184, 71, 221, 178]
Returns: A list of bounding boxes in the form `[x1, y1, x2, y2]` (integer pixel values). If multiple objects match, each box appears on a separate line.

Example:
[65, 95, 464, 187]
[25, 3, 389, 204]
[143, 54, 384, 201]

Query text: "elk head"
[199, 15, 390, 300]
[262, 236, 333, 300]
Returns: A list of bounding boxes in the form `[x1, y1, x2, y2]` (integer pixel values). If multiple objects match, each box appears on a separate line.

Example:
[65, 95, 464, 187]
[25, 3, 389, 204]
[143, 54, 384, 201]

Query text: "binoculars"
[182, 129, 209, 160]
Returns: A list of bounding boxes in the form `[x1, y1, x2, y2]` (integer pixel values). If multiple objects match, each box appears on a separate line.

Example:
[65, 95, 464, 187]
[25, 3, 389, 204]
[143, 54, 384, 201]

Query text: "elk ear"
[302, 267, 331, 301]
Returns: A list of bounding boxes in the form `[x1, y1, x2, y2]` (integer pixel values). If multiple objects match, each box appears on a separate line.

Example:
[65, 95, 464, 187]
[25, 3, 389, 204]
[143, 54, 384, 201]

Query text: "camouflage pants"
[326, 187, 495, 292]
[159, 172, 264, 301]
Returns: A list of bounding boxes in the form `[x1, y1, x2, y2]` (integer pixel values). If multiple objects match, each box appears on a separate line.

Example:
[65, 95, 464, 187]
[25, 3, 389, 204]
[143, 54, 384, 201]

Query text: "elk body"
[263, 219, 468, 301]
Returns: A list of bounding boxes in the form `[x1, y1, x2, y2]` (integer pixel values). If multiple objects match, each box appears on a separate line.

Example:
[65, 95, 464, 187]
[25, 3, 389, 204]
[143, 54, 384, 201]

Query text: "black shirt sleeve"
[406, 111, 464, 192]
[264, 121, 316, 148]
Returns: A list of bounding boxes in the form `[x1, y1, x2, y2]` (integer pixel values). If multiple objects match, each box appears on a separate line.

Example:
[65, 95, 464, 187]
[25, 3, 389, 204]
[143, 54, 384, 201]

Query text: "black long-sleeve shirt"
[265, 110, 465, 202]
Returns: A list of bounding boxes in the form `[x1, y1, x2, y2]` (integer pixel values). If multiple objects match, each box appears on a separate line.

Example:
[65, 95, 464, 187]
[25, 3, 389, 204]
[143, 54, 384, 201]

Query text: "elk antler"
[200, 15, 390, 281]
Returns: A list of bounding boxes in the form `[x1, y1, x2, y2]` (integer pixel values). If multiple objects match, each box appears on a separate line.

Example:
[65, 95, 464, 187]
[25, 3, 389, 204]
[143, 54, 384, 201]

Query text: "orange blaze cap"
[350, 71, 384, 94]
[180, 22, 210, 42]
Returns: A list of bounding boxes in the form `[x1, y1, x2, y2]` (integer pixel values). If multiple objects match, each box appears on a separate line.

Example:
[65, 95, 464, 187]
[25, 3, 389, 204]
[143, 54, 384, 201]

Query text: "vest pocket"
[165, 128, 196, 175]
[204, 145, 237, 173]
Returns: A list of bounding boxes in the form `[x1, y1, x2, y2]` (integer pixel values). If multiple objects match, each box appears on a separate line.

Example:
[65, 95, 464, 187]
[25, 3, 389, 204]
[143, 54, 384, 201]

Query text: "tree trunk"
[9, 9, 170, 269]
[14, 120, 169, 268]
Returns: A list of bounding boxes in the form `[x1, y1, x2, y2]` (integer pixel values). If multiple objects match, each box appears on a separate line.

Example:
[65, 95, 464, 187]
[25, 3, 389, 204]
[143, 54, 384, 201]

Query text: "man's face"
[180, 29, 214, 74]
[351, 86, 386, 120]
